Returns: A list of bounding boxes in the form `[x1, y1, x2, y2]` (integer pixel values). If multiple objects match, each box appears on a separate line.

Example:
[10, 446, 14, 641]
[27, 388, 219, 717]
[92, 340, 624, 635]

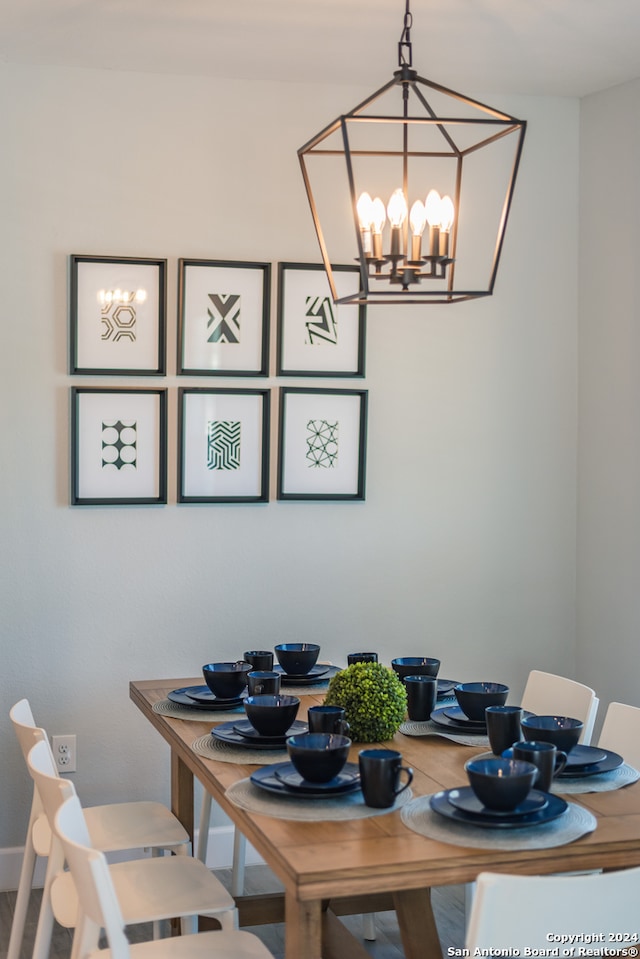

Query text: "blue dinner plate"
[168, 687, 246, 711]
[232, 719, 308, 743]
[430, 707, 486, 733]
[273, 664, 340, 685]
[251, 762, 362, 799]
[564, 744, 607, 769]
[556, 749, 623, 778]
[274, 762, 361, 793]
[437, 679, 459, 700]
[442, 705, 487, 728]
[212, 721, 290, 751]
[430, 788, 568, 828]
[446, 786, 549, 819]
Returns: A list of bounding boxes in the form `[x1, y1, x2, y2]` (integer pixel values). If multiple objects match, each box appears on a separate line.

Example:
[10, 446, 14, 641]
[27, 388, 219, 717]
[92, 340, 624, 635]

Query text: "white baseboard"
[0, 826, 264, 893]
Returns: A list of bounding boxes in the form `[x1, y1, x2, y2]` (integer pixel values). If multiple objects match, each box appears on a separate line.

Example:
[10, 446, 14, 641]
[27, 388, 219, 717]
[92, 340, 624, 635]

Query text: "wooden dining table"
[130, 677, 640, 959]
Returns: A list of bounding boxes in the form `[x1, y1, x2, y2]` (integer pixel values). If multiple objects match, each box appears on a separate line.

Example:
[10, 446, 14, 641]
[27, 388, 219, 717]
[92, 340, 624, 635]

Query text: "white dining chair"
[520, 669, 599, 744]
[53, 793, 275, 959]
[8, 699, 192, 959]
[197, 790, 247, 897]
[27, 738, 237, 953]
[597, 700, 640, 768]
[466, 866, 640, 949]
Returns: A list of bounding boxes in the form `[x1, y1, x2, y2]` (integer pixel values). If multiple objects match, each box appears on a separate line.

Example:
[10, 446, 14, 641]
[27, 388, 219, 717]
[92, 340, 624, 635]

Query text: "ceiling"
[1, 0, 639, 98]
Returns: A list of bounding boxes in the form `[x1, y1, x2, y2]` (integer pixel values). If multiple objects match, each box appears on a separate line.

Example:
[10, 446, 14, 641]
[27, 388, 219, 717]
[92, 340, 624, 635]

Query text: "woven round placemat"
[226, 777, 413, 821]
[399, 720, 489, 748]
[550, 763, 640, 794]
[153, 699, 245, 723]
[191, 733, 288, 765]
[401, 794, 596, 850]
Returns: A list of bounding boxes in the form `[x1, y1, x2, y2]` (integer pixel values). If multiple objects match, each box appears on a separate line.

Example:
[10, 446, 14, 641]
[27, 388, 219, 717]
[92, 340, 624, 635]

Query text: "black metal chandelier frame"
[298, 1, 527, 305]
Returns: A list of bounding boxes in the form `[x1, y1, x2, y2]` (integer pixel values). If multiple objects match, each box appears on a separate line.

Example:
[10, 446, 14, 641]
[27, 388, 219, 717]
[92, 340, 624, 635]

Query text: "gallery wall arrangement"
[67, 254, 368, 506]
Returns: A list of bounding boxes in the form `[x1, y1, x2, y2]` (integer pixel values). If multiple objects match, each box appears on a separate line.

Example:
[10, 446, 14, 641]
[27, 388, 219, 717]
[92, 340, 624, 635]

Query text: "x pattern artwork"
[207, 293, 241, 344]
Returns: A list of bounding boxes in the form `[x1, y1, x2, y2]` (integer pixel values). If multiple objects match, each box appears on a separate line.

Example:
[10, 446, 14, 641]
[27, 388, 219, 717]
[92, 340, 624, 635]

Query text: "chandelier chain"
[398, 0, 413, 67]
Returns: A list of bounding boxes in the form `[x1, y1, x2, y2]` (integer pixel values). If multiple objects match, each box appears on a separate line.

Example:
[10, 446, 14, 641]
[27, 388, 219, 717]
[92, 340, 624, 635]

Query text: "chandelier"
[298, 1, 527, 305]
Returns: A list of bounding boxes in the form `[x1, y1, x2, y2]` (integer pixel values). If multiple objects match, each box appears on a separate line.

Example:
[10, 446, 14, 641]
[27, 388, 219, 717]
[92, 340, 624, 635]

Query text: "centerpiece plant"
[324, 661, 407, 742]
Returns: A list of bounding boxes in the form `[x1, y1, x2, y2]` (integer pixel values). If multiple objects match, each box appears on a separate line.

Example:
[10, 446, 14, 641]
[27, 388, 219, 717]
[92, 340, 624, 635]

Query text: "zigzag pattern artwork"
[101, 303, 137, 342]
[306, 420, 338, 468]
[304, 296, 338, 346]
[207, 420, 241, 470]
[101, 420, 137, 470]
[207, 293, 241, 343]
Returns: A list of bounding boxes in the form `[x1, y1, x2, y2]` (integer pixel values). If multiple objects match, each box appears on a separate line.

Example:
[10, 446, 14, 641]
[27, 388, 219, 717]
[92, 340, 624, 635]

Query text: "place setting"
[512, 714, 639, 794]
[271, 643, 341, 689]
[400, 679, 508, 745]
[227, 731, 415, 822]
[401, 752, 597, 851]
[154, 660, 255, 721]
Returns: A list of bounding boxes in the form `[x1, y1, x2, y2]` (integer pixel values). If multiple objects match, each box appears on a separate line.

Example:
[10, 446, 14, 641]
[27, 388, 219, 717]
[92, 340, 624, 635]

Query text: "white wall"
[578, 78, 640, 713]
[0, 61, 579, 869]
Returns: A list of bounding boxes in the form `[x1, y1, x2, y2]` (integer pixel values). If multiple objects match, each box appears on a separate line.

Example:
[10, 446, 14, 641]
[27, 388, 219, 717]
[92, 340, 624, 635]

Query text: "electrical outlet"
[52, 734, 77, 773]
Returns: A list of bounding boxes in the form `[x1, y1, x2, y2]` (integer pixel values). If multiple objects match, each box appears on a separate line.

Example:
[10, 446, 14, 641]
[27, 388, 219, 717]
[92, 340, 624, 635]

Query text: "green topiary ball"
[324, 662, 407, 742]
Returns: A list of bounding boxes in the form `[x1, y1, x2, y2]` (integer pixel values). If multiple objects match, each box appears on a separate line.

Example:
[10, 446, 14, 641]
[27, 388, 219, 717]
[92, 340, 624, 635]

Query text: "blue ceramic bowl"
[521, 715, 583, 753]
[287, 732, 351, 783]
[465, 756, 538, 811]
[244, 694, 300, 737]
[274, 643, 320, 675]
[202, 661, 252, 700]
[454, 682, 509, 722]
[391, 657, 441, 680]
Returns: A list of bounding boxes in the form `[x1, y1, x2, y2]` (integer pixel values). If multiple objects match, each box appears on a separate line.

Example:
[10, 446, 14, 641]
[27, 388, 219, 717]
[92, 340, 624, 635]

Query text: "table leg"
[284, 895, 323, 959]
[171, 751, 194, 843]
[393, 887, 443, 959]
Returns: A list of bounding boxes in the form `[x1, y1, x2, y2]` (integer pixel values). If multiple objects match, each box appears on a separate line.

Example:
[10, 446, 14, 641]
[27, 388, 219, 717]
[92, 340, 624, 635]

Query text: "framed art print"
[178, 259, 271, 375]
[71, 388, 167, 505]
[178, 389, 270, 503]
[277, 263, 366, 376]
[70, 255, 166, 374]
[277, 388, 367, 500]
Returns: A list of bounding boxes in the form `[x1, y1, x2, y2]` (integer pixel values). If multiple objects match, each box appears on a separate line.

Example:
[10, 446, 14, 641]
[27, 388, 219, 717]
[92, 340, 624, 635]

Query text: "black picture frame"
[178, 259, 271, 375]
[277, 262, 366, 376]
[178, 388, 270, 503]
[277, 387, 368, 500]
[70, 255, 166, 375]
[71, 387, 167, 505]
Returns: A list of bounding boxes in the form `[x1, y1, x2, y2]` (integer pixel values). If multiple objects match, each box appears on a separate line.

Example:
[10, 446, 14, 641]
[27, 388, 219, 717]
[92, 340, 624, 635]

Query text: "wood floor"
[0, 865, 467, 959]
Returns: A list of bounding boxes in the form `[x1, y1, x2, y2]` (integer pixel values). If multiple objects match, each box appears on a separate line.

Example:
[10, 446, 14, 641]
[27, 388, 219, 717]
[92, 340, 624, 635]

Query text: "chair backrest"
[27, 739, 82, 828]
[598, 701, 640, 769]
[520, 670, 599, 744]
[55, 795, 130, 959]
[10, 698, 49, 761]
[466, 867, 640, 949]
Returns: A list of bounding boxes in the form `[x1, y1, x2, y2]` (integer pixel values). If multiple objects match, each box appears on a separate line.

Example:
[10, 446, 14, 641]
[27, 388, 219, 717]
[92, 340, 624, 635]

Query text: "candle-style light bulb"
[357, 192, 374, 256]
[425, 189, 443, 256]
[135, 289, 148, 304]
[440, 195, 454, 232]
[371, 197, 386, 260]
[387, 188, 408, 228]
[387, 188, 407, 257]
[409, 199, 426, 261]
[439, 194, 455, 256]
